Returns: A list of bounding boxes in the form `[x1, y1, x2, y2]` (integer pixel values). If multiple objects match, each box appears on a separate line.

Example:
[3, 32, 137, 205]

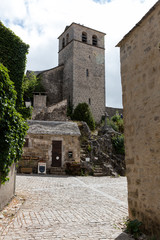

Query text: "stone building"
[117, 0, 160, 237]
[28, 23, 106, 122]
[0, 164, 16, 210]
[19, 120, 81, 174]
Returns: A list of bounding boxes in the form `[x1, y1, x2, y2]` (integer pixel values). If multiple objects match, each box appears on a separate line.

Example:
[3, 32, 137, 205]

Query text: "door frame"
[51, 139, 63, 167]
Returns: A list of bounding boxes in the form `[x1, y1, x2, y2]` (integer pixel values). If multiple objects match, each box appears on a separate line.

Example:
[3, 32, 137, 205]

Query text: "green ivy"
[0, 64, 28, 184]
[0, 21, 29, 107]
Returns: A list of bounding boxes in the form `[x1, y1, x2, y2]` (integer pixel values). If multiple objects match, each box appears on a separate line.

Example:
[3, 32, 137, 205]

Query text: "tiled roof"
[27, 120, 81, 136]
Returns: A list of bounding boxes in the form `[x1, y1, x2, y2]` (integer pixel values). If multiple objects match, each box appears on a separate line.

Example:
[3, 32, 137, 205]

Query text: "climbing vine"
[0, 64, 28, 184]
[0, 21, 29, 107]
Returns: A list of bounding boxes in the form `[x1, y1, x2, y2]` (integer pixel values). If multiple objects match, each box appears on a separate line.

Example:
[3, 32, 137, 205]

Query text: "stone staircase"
[80, 144, 88, 161]
[50, 167, 66, 175]
[93, 165, 104, 176]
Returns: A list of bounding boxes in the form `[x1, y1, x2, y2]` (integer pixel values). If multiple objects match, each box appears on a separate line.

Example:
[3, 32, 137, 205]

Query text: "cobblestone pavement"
[0, 175, 132, 240]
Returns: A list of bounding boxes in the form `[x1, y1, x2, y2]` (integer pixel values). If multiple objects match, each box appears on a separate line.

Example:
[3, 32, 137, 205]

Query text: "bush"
[112, 134, 125, 155]
[125, 219, 142, 238]
[107, 112, 124, 133]
[0, 64, 28, 184]
[23, 72, 45, 104]
[72, 103, 95, 130]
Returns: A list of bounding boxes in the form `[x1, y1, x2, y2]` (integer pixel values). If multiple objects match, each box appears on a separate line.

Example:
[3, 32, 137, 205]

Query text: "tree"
[72, 103, 95, 130]
[0, 64, 28, 184]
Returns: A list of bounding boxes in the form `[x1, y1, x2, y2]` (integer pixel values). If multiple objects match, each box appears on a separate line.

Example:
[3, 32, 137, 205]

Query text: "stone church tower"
[58, 23, 106, 122]
[28, 23, 106, 122]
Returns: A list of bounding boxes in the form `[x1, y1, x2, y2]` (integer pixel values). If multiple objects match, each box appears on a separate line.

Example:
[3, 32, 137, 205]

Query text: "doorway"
[52, 140, 62, 167]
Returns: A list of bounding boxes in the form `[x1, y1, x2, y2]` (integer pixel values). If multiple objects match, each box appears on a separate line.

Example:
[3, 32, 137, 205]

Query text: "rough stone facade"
[38, 65, 64, 106]
[117, 1, 160, 237]
[0, 164, 16, 210]
[19, 121, 81, 174]
[58, 23, 106, 122]
[33, 100, 68, 121]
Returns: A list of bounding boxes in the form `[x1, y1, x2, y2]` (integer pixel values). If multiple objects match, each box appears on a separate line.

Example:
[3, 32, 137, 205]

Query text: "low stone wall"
[0, 164, 16, 210]
[105, 107, 123, 118]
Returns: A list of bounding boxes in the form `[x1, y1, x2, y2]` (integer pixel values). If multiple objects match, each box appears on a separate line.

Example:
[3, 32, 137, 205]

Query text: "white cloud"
[0, 0, 158, 107]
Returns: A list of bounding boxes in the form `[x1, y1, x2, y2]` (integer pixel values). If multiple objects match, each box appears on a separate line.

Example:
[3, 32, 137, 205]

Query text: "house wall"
[20, 134, 80, 173]
[0, 164, 16, 210]
[119, 3, 160, 236]
[39, 66, 64, 106]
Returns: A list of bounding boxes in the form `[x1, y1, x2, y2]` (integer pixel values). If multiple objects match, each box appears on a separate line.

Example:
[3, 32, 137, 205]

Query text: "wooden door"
[52, 141, 62, 167]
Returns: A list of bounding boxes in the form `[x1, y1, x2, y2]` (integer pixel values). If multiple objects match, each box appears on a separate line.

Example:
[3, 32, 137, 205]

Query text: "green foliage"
[125, 219, 142, 238]
[23, 72, 45, 104]
[0, 21, 29, 107]
[0, 64, 28, 184]
[107, 112, 124, 133]
[18, 106, 33, 120]
[72, 103, 95, 130]
[87, 144, 92, 152]
[112, 134, 125, 155]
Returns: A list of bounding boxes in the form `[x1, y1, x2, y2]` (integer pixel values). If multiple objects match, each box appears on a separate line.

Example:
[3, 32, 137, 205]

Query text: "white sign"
[85, 158, 90, 162]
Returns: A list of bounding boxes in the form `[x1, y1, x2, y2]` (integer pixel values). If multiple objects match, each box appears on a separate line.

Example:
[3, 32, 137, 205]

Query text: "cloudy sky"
[0, 0, 158, 108]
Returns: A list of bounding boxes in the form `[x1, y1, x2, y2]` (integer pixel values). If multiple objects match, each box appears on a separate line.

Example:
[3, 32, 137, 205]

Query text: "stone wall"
[118, 1, 160, 236]
[33, 100, 68, 121]
[0, 164, 16, 210]
[105, 107, 123, 118]
[19, 134, 80, 173]
[39, 65, 64, 106]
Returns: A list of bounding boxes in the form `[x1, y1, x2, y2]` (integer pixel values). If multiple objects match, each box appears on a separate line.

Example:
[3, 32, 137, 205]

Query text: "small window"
[62, 38, 65, 48]
[82, 32, 87, 43]
[68, 151, 73, 158]
[92, 35, 97, 46]
[66, 33, 69, 44]
[89, 98, 91, 105]
[24, 138, 29, 147]
[86, 69, 89, 77]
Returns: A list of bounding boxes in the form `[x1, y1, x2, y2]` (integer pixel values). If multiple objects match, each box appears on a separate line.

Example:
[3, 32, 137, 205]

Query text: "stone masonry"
[0, 164, 16, 210]
[0, 175, 129, 240]
[117, 0, 160, 237]
[29, 23, 106, 122]
[19, 121, 81, 174]
[58, 23, 106, 122]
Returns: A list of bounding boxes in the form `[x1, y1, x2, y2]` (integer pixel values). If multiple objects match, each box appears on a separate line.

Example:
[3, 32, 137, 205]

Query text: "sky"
[0, 0, 158, 108]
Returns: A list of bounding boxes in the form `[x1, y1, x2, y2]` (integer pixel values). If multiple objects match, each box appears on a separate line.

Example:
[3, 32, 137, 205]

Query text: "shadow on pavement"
[115, 232, 134, 240]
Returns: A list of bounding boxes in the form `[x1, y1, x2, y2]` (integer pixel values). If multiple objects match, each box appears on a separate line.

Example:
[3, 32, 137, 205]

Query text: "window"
[66, 33, 69, 44]
[82, 32, 87, 43]
[68, 151, 73, 158]
[86, 69, 89, 77]
[62, 38, 65, 48]
[89, 98, 91, 105]
[92, 35, 97, 46]
[24, 138, 29, 147]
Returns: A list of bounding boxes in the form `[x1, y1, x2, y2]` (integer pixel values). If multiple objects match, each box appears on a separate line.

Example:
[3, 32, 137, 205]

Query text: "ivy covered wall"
[0, 21, 29, 107]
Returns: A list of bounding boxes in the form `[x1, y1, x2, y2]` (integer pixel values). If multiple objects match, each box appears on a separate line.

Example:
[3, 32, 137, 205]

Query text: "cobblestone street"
[0, 175, 130, 240]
